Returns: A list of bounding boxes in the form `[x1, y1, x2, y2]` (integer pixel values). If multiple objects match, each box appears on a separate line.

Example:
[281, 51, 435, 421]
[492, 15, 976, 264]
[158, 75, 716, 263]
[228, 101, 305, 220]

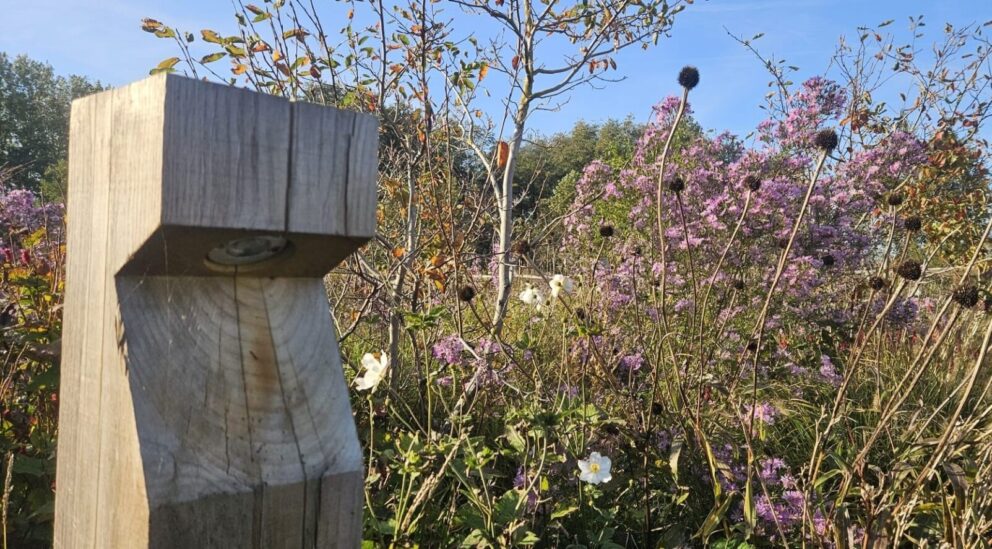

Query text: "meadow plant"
[345, 66, 992, 547]
[0, 167, 63, 547]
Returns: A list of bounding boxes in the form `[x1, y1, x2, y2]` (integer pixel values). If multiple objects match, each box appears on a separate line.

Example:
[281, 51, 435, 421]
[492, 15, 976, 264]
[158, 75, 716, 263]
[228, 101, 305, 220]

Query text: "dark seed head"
[952, 285, 980, 308]
[599, 224, 615, 238]
[821, 254, 835, 267]
[745, 175, 761, 192]
[903, 215, 922, 232]
[575, 307, 587, 321]
[633, 246, 643, 256]
[510, 239, 531, 256]
[776, 237, 790, 250]
[746, 340, 759, 352]
[732, 279, 746, 291]
[895, 260, 923, 281]
[651, 402, 664, 415]
[886, 193, 904, 207]
[677, 65, 700, 90]
[668, 176, 685, 194]
[814, 129, 839, 152]
[868, 276, 887, 291]
[458, 285, 476, 302]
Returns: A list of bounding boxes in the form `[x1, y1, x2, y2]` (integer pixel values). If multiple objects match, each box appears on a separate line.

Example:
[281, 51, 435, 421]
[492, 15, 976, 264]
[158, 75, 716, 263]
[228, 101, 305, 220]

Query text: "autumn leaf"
[141, 18, 163, 33]
[201, 29, 223, 44]
[392, 247, 406, 259]
[511, 55, 520, 70]
[283, 28, 308, 41]
[478, 63, 489, 81]
[232, 64, 248, 75]
[497, 141, 510, 168]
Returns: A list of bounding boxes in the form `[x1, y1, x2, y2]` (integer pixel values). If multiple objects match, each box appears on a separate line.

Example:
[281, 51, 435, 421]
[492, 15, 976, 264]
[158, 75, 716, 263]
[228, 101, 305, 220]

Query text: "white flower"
[577, 451, 612, 485]
[518, 286, 542, 306]
[354, 351, 389, 392]
[549, 274, 574, 299]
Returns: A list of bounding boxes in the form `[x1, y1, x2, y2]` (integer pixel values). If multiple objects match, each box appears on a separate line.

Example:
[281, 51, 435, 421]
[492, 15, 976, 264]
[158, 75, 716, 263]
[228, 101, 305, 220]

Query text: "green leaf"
[696, 494, 735, 542]
[200, 52, 227, 64]
[668, 439, 683, 482]
[493, 489, 522, 526]
[550, 505, 578, 520]
[150, 57, 180, 75]
[157, 57, 180, 69]
[460, 529, 487, 547]
[517, 531, 540, 545]
[12, 455, 52, 477]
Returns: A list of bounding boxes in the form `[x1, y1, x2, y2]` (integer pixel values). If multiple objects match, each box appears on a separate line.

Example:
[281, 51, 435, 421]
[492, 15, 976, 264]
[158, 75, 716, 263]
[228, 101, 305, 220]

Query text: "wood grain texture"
[161, 75, 290, 232]
[118, 277, 363, 548]
[289, 103, 378, 238]
[55, 73, 374, 548]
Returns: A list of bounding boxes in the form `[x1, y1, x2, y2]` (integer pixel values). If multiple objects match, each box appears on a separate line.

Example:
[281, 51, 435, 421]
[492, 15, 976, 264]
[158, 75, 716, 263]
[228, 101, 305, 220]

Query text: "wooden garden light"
[54, 74, 377, 548]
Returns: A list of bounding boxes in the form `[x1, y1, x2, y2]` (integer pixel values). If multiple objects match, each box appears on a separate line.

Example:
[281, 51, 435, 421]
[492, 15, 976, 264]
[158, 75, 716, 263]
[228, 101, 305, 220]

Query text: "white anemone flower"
[549, 274, 574, 299]
[354, 351, 389, 391]
[577, 451, 612, 485]
[518, 286, 542, 306]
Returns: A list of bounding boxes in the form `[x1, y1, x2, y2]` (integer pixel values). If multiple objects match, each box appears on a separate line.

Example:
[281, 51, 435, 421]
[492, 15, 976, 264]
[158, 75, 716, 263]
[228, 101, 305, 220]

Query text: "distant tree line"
[0, 53, 102, 200]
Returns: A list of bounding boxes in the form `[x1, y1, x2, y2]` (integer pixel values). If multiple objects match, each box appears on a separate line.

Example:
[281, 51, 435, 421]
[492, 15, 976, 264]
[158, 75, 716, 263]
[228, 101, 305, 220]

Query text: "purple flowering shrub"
[0, 172, 64, 547]
[511, 73, 989, 545]
[340, 61, 992, 546]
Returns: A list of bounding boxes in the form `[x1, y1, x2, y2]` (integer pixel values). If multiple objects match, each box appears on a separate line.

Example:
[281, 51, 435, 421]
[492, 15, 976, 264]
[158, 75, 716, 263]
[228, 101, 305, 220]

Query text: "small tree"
[446, 0, 688, 331]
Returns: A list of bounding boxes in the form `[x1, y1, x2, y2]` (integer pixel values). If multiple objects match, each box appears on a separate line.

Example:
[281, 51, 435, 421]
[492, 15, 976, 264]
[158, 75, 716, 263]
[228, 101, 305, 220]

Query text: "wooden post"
[54, 74, 377, 548]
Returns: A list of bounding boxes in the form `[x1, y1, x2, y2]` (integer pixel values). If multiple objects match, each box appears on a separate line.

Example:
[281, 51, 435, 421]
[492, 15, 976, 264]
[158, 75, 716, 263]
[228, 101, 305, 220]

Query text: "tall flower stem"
[653, 87, 689, 334]
[739, 147, 829, 531]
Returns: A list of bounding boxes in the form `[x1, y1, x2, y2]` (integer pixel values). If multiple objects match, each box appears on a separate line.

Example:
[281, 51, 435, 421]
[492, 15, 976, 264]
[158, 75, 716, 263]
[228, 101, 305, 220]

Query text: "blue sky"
[2, 0, 989, 138]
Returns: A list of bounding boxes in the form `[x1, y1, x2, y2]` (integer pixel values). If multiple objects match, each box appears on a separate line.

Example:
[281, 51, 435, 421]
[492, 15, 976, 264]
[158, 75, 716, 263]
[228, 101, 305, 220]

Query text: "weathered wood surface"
[55, 73, 376, 548]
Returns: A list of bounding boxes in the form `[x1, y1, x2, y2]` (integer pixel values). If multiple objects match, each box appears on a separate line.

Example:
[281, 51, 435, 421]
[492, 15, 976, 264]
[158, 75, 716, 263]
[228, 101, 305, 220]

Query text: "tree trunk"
[491, 103, 529, 334]
[389, 164, 419, 383]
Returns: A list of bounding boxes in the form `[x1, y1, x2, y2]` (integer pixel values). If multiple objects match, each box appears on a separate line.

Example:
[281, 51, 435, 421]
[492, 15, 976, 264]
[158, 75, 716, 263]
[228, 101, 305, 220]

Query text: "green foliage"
[515, 119, 643, 215]
[0, 53, 102, 189]
[0, 177, 63, 548]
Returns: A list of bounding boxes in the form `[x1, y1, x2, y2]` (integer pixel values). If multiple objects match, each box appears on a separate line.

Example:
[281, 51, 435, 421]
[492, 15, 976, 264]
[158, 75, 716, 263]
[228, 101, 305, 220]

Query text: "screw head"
[206, 235, 291, 269]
